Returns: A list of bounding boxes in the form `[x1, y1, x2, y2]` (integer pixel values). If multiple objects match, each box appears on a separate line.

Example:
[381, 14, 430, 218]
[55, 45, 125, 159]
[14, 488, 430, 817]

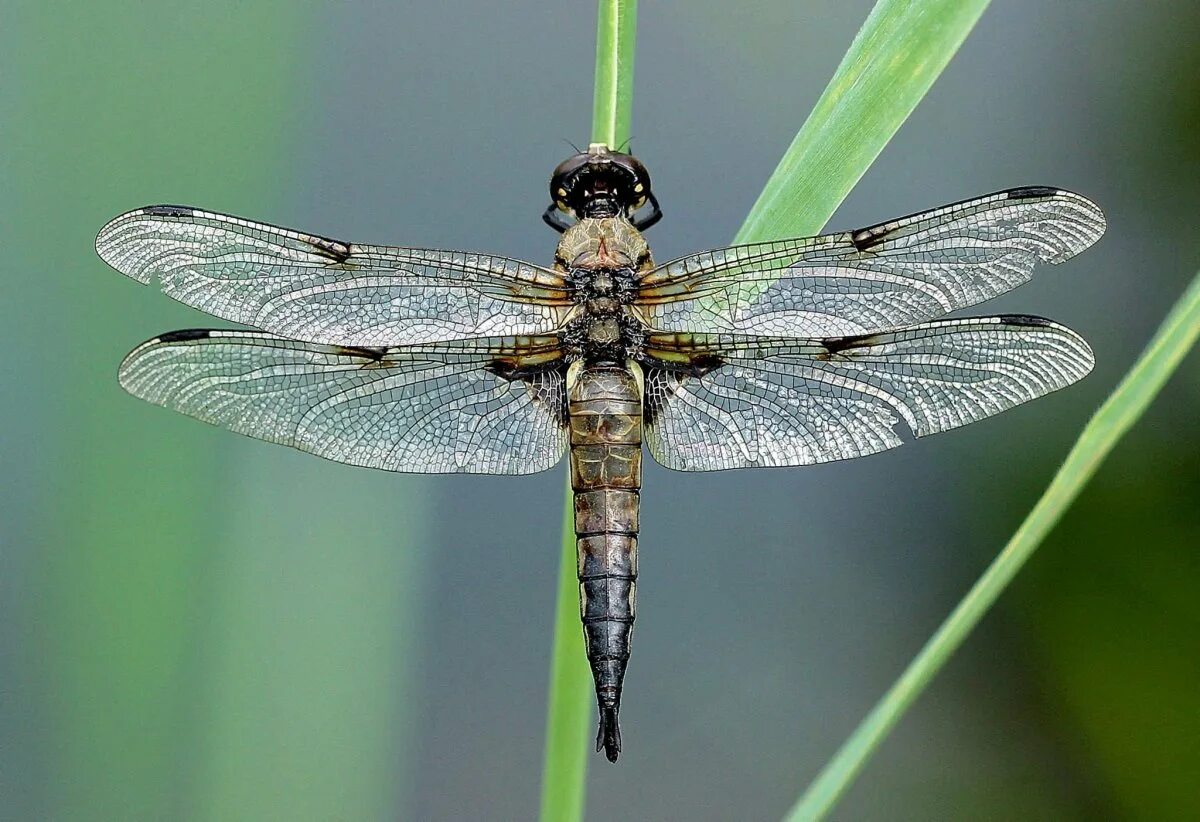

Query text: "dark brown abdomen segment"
[568, 363, 641, 763]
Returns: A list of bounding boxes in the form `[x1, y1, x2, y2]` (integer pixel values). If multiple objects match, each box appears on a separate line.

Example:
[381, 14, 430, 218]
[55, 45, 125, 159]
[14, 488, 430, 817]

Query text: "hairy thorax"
[555, 218, 654, 364]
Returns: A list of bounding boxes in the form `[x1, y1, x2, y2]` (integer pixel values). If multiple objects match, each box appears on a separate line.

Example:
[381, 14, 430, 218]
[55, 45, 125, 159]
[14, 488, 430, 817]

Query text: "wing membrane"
[97, 206, 571, 345]
[642, 316, 1093, 471]
[638, 188, 1104, 336]
[119, 330, 568, 474]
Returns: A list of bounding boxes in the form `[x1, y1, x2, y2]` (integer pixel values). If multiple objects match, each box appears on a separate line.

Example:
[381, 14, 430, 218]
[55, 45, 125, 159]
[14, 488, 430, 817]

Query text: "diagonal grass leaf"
[787, 269, 1200, 821]
[736, 0, 991, 245]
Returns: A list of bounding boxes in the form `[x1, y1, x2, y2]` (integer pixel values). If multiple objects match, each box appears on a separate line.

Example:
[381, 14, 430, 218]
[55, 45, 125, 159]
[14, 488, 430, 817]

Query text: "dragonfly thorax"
[562, 305, 646, 365]
[568, 266, 638, 306]
[555, 217, 650, 270]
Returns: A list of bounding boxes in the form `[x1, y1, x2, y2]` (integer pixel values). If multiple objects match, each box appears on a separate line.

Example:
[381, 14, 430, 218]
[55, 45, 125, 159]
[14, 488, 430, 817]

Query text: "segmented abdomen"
[567, 362, 642, 762]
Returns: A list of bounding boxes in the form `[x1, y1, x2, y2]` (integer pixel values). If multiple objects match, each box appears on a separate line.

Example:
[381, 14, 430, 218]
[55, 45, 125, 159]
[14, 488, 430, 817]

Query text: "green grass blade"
[540, 476, 594, 822]
[591, 0, 638, 150]
[736, 0, 990, 244]
[787, 269, 1200, 821]
[541, 4, 638, 818]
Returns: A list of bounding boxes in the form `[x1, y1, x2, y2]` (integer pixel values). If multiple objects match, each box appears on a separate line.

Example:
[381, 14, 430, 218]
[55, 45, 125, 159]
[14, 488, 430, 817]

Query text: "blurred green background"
[1, 1, 1197, 820]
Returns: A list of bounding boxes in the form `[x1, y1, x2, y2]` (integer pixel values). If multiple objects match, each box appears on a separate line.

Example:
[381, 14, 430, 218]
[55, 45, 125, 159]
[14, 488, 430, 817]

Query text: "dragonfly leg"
[542, 203, 574, 233]
[630, 192, 662, 231]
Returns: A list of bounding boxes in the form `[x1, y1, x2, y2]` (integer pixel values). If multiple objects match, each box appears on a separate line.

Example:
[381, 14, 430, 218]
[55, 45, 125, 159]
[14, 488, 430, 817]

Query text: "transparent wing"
[637, 188, 1105, 337]
[119, 329, 568, 474]
[642, 316, 1093, 471]
[97, 205, 572, 346]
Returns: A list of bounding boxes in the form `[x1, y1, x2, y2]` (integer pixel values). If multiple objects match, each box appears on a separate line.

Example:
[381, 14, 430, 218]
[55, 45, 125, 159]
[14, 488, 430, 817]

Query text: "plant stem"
[787, 270, 1200, 821]
[539, 476, 593, 822]
[591, 0, 638, 150]
[541, 3, 638, 819]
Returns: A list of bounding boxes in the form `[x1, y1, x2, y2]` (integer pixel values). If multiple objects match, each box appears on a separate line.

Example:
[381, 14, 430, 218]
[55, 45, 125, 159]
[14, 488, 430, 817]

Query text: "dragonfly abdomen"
[567, 362, 642, 763]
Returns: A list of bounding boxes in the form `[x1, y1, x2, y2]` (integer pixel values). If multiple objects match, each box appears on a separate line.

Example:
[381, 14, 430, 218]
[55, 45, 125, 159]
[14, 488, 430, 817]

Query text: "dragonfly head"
[548, 143, 654, 224]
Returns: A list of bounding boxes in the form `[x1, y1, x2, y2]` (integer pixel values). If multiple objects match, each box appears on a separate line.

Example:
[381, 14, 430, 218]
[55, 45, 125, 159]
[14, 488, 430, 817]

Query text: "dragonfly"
[96, 143, 1105, 762]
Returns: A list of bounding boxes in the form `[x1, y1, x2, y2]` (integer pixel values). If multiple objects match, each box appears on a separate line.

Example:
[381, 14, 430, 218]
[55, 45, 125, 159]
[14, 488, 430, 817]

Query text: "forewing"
[97, 206, 571, 345]
[638, 188, 1104, 336]
[119, 330, 568, 474]
[642, 316, 1093, 471]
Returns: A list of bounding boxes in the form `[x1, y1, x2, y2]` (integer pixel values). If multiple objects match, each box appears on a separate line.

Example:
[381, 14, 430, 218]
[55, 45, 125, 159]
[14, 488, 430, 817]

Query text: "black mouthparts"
[596, 704, 623, 762]
[581, 196, 622, 219]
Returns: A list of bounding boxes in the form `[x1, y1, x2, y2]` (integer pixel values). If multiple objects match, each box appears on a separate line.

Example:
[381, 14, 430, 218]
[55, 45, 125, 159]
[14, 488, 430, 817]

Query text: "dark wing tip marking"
[97, 203, 355, 286]
[96, 205, 199, 276]
[141, 201, 350, 262]
[1005, 186, 1061, 200]
[850, 186, 1088, 252]
[119, 329, 218, 382]
[981, 315, 1095, 374]
[154, 328, 213, 343]
[142, 204, 197, 217]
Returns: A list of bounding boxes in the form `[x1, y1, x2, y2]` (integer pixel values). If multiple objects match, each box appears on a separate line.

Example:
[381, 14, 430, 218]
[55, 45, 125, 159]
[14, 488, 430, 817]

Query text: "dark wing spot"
[487, 359, 569, 425]
[641, 352, 723, 379]
[849, 226, 888, 252]
[155, 329, 213, 343]
[1005, 186, 1060, 200]
[143, 205, 195, 218]
[685, 353, 723, 377]
[641, 371, 666, 426]
[335, 345, 388, 361]
[308, 236, 352, 264]
[640, 355, 724, 427]
[486, 356, 566, 381]
[820, 332, 877, 355]
[485, 359, 519, 380]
